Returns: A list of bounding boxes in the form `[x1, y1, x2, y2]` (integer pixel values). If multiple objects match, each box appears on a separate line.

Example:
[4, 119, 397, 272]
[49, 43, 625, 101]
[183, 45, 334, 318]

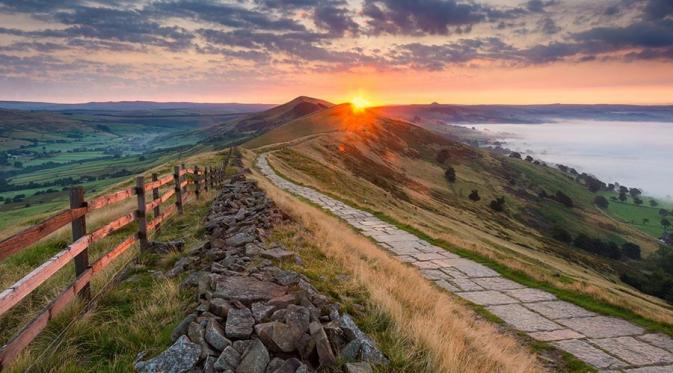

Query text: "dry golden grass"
[261, 146, 673, 327]
[248, 159, 546, 373]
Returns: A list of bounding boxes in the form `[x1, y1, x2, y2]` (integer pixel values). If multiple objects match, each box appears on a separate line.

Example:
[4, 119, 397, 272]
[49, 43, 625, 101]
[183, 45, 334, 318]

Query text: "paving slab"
[524, 300, 596, 320]
[435, 279, 460, 292]
[487, 304, 563, 332]
[412, 261, 441, 270]
[504, 288, 556, 303]
[420, 269, 448, 280]
[625, 366, 673, 373]
[448, 278, 484, 291]
[456, 290, 519, 306]
[558, 316, 644, 339]
[528, 329, 585, 341]
[396, 255, 417, 263]
[412, 253, 448, 261]
[554, 339, 628, 369]
[590, 336, 673, 366]
[438, 267, 468, 279]
[472, 277, 525, 291]
[637, 334, 673, 354]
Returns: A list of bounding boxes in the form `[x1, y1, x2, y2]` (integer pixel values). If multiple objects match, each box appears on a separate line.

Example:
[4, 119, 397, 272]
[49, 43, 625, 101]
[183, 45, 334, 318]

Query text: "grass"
[597, 191, 673, 238]
[3, 179, 220, 372]
[250, 159, 551, 373]
[264, 144, 673, 326]
[260, 149, 673, 338]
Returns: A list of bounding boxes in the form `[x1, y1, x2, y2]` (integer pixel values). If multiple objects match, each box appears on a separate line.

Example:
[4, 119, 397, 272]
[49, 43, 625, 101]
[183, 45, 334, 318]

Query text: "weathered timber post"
[203, 166, 209, 193]
[152, 173, 160, 219]
[181, 163, 187, 194]
[69, 186, 90, 298]
[135, 176, 149, 250]
[194, 165, 201, 200]
[174, 166, 184, 215]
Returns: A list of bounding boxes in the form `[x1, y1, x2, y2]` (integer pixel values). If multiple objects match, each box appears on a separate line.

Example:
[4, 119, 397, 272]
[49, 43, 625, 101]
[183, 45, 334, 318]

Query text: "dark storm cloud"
[362, 0, 492, 35]
[525, 0, 557, 13]
[314, 3, 359, 36]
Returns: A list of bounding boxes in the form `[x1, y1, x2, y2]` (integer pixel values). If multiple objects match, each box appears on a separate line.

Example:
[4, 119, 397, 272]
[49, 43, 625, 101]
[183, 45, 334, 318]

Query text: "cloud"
[314, 4, 359, 36]
[362, 0, 492, 35]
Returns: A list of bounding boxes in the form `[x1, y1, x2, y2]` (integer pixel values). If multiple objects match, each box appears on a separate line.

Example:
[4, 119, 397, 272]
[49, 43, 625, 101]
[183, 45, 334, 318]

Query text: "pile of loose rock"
[135, 173, 387, 373]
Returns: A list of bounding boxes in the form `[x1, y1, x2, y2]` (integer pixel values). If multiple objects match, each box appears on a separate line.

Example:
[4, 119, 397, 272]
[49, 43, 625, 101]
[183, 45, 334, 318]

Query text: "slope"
[244, 104, 673, 326]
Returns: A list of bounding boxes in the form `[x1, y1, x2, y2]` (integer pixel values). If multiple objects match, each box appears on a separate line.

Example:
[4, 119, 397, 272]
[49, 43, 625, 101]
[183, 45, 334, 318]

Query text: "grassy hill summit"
[243, 98, 673, 324]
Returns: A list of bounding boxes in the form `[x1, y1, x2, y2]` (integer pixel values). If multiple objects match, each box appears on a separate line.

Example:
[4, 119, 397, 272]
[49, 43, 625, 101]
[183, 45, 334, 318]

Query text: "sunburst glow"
[350, 95, 371, 112]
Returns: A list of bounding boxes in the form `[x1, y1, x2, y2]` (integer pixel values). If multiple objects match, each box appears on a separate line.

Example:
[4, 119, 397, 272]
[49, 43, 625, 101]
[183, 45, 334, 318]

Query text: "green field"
[597, 191, 673, 238]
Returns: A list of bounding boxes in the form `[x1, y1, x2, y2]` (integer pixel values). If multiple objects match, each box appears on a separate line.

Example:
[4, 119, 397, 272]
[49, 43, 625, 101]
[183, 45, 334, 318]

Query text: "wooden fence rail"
[0, 155, 232, 369]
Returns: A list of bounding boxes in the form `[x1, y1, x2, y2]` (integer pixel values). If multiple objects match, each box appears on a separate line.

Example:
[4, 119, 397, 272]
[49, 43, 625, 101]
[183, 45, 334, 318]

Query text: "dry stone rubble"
[136, 173, 387, 373]
[257, 152, 673, 372]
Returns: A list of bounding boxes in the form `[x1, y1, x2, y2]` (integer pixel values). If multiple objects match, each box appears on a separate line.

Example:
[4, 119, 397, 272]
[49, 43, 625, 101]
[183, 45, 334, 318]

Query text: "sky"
[0, 0, 672, 105]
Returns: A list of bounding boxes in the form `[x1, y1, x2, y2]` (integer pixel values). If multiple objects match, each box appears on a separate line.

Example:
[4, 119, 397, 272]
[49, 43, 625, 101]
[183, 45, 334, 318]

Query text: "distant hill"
[0, 101, 274, 112]
[374, 104, 673, 125]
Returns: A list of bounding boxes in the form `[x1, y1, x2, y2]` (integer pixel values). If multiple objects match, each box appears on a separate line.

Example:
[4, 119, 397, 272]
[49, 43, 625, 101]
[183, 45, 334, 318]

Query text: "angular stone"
[344, 362, 373, 373]
[557, 316, 644, 338]
[188, 322, 206, 346]
[420, 269, 446, 280]
[135, 335, 201, 373]
[285, 305, 310, 334]
[638, 333, 673, 354]
[434, 258, 499, 277]
[271, 357, 302, 373]
[215, 276, 287, 304]
[236, 339, 269, 373]
[205, 319, 231, 351]
[412, 261, 441, 270]
[455, 290, 518, 306]
[310, 321, 337, 366]
[255, 322, 298, 352]
[524, 301, 595, 320]
[396, 255, 416, 263]
[226, 232, 255, 247]
[171, 313, 196, 341]
[214, 346, 241, 371]
[226, 307, 255, 339]
[267, 294, 298, 308]
[472, 277, 524, 291]
[412, 253, 447, 261]
[504, 288, 556, 303]
[590, 336, 673, 366]
[251, 302, 276, 323]
[528, 329, 585, 341]
[554, 339, 627, 369]
[261, 247, 295, 261]
[210, 298, 232, 318]
[487, 304, 562, 332]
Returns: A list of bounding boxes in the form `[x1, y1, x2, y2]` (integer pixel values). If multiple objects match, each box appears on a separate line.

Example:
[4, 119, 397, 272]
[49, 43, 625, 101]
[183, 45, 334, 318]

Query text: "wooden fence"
[0, 154, 232, 369]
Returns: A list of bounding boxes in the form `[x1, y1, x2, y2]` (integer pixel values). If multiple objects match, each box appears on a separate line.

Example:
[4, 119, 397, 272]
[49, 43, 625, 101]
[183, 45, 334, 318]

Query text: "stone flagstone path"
[258, 153, 673, 372]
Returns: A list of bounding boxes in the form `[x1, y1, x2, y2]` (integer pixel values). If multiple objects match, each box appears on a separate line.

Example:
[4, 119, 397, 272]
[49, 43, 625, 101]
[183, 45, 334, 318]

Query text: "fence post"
[152, 173, 160, 219]
[203, 166, 209, 193]
[135, 176, 148, 250]
[194, 165, 201, 200]
[69, 186, 90, 299]
[181, 164, 187, 194]
[174, 166, 184, 215]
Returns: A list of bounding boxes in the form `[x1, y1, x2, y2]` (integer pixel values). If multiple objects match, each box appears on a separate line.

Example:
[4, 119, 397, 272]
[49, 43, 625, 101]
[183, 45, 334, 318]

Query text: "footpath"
[258, 152, 673, 373]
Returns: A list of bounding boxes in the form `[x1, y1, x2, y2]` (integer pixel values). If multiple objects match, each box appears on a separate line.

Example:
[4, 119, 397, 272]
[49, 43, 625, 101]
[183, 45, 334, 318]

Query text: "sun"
[350, 95, 371, 113]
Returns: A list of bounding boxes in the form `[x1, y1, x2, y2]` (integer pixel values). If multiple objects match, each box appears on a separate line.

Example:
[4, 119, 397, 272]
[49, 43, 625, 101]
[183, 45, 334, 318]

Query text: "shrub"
[555, 191, 574, 208]
[551, 226, 572, 243]
[622, 242, 641, 260]
[444, 167, 456, 183]
[468, 190, 480, 202]
[594, 195, 609, 209]
[509, 152, 522, 159]
[489, 196, 505, 212]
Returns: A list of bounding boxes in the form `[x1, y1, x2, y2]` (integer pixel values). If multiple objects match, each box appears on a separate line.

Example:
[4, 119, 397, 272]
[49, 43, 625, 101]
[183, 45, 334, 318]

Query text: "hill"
[244, 103, 673, 324]
[0, 100, 273, 112]
[201, 96, 333, 144]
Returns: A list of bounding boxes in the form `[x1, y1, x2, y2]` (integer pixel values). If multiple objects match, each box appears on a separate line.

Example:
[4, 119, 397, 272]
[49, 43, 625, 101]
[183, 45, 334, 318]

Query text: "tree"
[509, 152, 522, 159]
[468, 190, 481, 202]
[444, 167, 456, 183]
[13, 161, 23, 168]
[663, 218, 672, 232]
[555, 191, 574, 208]
[643, 218, 650, 224]
[634, 197, 643, 206]
[618, 190, 628, 202]
[622, 243, 641, 260]
[551, 226, 572, 243]
[629, 188, 642, 199]
[525, 155, 534, 162]
[659, 209, 669, 217]
[650, 199, 659, 207]
[594, 195, 609, 209]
